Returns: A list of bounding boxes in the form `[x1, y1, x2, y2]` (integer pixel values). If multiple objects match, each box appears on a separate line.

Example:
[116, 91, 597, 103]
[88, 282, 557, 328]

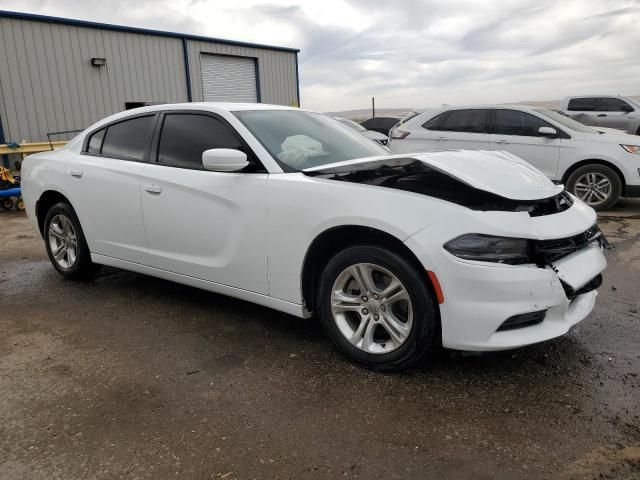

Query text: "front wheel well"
[36, 190, 73, 237]
[561, 160, 626, 194]
[301, 225, 438, 316]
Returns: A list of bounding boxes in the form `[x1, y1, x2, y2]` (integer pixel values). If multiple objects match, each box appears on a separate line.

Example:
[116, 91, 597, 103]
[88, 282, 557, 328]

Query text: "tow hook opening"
[497, 310, 547, 332]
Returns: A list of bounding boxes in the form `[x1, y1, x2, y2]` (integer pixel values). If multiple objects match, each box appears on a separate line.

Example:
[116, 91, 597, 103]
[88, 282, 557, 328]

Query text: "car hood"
[303, 150, 562, 201]
[363, 130, 389, 141]
[577, 130, 640, 144]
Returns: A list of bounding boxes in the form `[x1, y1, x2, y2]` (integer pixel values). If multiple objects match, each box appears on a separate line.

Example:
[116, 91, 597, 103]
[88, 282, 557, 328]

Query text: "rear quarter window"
[86, 128, 105, 154]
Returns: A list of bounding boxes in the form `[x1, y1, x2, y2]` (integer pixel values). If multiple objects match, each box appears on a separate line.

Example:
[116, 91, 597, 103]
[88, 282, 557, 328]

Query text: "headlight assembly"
[620, 144, 640, 154]
[444, 234, 532, 265]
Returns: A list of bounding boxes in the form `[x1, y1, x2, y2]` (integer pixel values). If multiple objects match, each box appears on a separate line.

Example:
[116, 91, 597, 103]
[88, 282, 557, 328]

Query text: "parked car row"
[388, 104, 640, 210]
[330, 116, 389, 145]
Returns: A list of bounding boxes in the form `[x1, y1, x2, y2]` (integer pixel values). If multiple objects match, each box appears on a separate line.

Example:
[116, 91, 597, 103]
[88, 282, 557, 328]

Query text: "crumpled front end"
[405, 198, 608, 351]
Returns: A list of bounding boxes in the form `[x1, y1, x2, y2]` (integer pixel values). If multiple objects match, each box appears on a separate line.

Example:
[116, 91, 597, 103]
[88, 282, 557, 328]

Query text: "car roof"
[563, 94, 625, 98]
[415, 104, 549, 112]
[83, 102, 304, 132]
[129, 102, 300, 114]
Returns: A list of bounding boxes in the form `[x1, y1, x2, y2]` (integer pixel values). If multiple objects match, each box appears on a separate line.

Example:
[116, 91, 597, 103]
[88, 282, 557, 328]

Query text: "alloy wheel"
[330, 262, 413, 354]
[48, 214, 78, 269]
[573, 172, 612, 206]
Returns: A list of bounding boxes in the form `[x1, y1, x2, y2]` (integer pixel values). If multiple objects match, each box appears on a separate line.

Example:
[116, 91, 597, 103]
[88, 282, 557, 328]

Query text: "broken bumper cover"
[406, 224, 608, 351]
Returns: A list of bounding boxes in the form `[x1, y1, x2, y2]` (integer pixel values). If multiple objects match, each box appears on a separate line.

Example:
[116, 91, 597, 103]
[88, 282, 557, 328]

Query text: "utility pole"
[372, 97, 376, 118]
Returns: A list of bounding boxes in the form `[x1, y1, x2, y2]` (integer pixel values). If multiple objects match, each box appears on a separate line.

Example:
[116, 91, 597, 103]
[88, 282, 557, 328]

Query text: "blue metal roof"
[0, 9, 300, 53]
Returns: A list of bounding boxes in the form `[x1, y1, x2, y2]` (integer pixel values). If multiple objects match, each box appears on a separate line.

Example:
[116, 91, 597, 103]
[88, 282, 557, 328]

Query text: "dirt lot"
[1, 201, 639, 480]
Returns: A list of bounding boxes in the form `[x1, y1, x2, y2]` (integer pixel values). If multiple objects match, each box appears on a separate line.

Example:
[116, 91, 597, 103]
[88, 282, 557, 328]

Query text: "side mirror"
[202, 149, 248, 172]
[620, 104, 634, 113]
[538, 126, 557, 138]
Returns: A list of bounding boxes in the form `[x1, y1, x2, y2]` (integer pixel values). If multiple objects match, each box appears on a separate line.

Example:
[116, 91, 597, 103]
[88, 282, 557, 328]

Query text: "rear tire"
[43, 202, 100, 280]
[318, 245, 437, 371]
[566, 164, 621, 211]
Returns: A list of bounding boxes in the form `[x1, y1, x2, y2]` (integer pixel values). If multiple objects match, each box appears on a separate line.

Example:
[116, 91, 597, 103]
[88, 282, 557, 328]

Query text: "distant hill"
[329, 96, 640, 121]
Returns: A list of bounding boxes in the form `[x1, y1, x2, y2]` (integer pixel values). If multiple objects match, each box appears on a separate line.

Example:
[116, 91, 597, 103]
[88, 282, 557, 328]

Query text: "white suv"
[389, 105, 640, 210]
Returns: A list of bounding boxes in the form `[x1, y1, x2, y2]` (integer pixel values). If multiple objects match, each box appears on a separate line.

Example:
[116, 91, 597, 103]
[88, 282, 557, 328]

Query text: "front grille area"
[497, 310, 547, 332]
[532, 224, 605, 263]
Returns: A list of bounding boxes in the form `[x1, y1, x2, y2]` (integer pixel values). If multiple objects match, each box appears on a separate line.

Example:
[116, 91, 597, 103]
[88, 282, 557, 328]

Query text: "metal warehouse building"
[0, 10, 300, 146]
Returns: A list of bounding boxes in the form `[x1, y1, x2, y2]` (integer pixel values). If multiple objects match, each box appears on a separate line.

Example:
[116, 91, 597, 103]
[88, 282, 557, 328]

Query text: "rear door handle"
[434, 136, 448, 141]
[144, 184, 162, 194]
[70, 169, 83, 178]
[494, 139, 510, 144]
[597, 114, 607, 117]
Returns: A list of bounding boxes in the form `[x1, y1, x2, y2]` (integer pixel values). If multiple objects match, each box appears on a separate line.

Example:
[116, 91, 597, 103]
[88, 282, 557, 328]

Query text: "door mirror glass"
[202, 149, 248, 172]
[538, 126, 557, 137]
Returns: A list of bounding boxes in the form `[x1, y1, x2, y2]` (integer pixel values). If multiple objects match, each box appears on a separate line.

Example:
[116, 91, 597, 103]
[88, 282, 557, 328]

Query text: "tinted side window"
[87, 128, 105, 154]
[423, 112, 449, 130]
[567, 98, 597, 111]
[599, 98, 633, 112]
[101, 115, 155, 161]
[438, 109, 490, 133]
[494, 110, 553, 137]
[157, 114, 244, 169]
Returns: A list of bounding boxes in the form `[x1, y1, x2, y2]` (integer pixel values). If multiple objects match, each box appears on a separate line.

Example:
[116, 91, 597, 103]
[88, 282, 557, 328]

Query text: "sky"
[1, 0, 639, 112]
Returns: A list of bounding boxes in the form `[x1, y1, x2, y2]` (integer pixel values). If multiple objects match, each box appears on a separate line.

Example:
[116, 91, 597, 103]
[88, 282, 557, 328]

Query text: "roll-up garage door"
[200, 54, 258, 103]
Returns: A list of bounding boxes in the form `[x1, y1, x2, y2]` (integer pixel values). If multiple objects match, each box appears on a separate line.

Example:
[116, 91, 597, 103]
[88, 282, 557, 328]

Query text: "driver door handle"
[597, 114, 607, 117]
[494, 139, 510, 144]
[434, 136, 448, 141]
[144, 184, 162, 194]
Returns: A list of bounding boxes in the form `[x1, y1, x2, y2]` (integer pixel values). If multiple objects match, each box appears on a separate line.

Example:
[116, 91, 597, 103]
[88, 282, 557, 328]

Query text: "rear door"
[140, 111, 269, 294]
[407, 109, 491, 151]
[565, 97, 598, 126]
[69, 114, 155, 262]
[490, 109, 562, 179]
[595, 97, 636, 131]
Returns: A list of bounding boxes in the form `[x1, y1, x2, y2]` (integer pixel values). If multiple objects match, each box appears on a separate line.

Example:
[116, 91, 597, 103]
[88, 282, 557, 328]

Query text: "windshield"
[335, 117, 367, 133]
[234, 110, 388, 171]
[535, 109, 598, 134]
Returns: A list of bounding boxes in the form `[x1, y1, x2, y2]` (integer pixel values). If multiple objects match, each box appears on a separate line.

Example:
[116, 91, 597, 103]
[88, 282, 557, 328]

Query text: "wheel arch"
[36, 190, 74, 237]
[301, 225, 441, 325]
[560, 159, 627, 195]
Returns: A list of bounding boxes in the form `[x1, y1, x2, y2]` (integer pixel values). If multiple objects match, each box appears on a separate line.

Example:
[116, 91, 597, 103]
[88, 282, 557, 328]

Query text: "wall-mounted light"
[90, 57, 106, 67]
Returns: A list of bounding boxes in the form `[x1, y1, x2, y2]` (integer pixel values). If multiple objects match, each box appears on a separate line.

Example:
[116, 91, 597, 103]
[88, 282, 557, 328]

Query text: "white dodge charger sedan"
[22, 103, 607, 370]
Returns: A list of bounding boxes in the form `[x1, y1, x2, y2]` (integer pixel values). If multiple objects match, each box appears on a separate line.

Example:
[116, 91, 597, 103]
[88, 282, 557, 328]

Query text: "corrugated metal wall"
[0, 15, 299, 143]
[0, 16, 187, 142]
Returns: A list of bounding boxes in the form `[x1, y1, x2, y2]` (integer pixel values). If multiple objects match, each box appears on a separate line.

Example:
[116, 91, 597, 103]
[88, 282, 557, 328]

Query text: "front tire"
[44, 202, 99, 280]
[566, 164, 621, 211]
[318, 245, 438, 371]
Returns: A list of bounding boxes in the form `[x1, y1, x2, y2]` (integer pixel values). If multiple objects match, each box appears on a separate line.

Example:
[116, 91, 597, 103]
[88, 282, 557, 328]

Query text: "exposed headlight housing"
[620, 144, 640, 154]
[444, 234, 532, 265]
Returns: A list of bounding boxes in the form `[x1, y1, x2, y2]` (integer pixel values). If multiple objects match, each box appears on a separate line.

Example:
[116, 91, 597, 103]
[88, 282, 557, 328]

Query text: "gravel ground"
[1, 200, 639, 480]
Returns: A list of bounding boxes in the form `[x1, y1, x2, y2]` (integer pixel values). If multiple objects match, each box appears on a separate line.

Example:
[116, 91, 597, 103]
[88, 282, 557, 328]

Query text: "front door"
[140, 112, 269, 294]
[490, 109, 561, 180]
[596, 97, 636, 132]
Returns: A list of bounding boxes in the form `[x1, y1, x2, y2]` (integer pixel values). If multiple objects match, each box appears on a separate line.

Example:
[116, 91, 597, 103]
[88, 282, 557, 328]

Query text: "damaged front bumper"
[405, 207, 608, 351]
